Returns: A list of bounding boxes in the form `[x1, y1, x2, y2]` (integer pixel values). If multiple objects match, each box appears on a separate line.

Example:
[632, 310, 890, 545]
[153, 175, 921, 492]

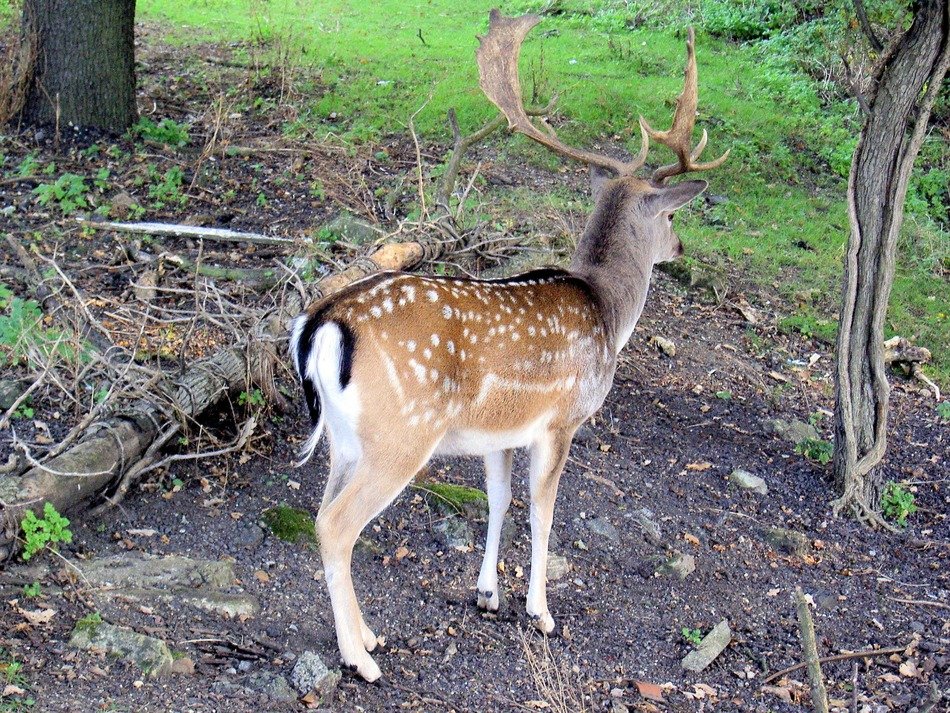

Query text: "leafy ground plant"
[32, 173, 88, 214]
[881, 481, 917, 527]
[131, 116, 190, 148]
[20, 503, 73, 562]
[0, 285, 85, 369]
[795, 437, 834, 464]
[938, 401, 950, 421]
[681, 627, 704, 646]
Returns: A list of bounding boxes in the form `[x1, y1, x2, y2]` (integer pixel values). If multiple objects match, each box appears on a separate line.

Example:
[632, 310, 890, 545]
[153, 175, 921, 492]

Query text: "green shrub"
[881, 481, 917, 527]
[795, 437, 834, 465]
[0, 284, 87, 369]
[20, 503, 73, 561]
[33, 173, 89, 214]
[131, 117, 190, 148]
[938, 401, 950, 421]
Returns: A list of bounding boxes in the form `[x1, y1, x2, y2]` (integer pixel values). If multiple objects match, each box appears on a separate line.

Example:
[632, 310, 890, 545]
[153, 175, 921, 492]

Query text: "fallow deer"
[290, 10, 727, 681]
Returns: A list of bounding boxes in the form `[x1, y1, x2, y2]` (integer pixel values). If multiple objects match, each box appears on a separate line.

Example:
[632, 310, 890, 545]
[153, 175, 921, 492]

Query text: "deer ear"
[590, 165, 615, 203]
[646, 180, 708, 216]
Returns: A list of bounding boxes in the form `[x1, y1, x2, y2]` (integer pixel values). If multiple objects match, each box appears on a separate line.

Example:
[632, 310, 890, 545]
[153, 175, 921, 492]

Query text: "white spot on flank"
[423, 348, 432, 359]
[511, 332, 520, 341]
[427, 290, 439, 302]
[406, 340, 416, 353]
[382, 298, 394, 313]
[408, 359, 426, 384]
[370, 305, 382, 318]
[442, 304, 452, 319]
[431, 334, 440, 347]
[446, 340, 455, 354]
[402, 284, 416, 302]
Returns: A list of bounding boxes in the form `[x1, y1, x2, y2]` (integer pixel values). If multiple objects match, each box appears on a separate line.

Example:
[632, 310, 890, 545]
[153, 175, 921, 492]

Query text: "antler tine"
[641, 27, 729, 184]
[477, 9, 649, 177]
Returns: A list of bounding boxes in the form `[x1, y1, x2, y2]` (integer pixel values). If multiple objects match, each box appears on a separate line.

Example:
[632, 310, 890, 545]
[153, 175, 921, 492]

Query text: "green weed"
[238, 388, 266, 407]
[21, 582, 40, 598]
[74, 611, 103, 634]
[937, 401, 950, 421]
[20, 502, 73, 562]
[33, 173, 89, 214]
[262, 505, 317, 544]
[0, 285, 87, 369]
[881, 481, 917, 527]
[795, 437, 834, 465]
[148, 165, 186, 208]
[681, 627, 704, 646]
[131, 117, 190, 148]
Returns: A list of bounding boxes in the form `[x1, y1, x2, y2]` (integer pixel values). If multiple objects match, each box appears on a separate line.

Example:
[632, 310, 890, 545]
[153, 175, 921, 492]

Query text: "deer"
[289, 10, 728, 682]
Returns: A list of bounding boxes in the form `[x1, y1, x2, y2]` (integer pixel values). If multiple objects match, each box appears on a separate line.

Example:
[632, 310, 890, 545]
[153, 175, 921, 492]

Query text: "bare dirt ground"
[0, 28, 947, 713]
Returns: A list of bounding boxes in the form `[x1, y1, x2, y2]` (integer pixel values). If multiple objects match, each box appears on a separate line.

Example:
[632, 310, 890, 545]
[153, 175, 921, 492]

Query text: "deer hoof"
[477, 589, 499, 612]
[530, 611, 554, 634]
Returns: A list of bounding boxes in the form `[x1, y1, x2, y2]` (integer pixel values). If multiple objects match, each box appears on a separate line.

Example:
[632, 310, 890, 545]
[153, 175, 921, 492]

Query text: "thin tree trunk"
[833, 0, 950, 523]
[19, 0, 137, 130]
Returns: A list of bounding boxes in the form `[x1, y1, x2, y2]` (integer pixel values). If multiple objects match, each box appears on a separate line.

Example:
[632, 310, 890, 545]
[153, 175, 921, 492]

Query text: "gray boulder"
[70, 621, 173, 677]
[291, 650, 341, 702]
[728, 469, 768, 495]
[767, 419, 818, 444]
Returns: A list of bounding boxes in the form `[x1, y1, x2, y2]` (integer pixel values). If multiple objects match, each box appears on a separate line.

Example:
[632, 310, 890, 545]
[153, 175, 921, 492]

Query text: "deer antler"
[641, 27, 730, 184]
[476, 11, 728, 185]
[476, 10, 649, 177]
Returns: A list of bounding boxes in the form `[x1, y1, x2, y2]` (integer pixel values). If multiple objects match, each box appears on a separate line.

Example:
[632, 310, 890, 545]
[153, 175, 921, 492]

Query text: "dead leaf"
[127, 528, 157, 537]
[287, 480, 301, 490]
[763, 685, 792, 703]
[394, 546, 410, 561]
[634, 680, 664, 702]
[686, 461, 712, 471]
[879, 672, 901, 684]
[767, 588, 781, 597]
[253, 570, 270, 584]
[2, 684, 27, 697]
[899, 660, 920, 678]
[684, 533, 701, 546]
[19, 607, 55, 626]
[524, 701, 550, 709]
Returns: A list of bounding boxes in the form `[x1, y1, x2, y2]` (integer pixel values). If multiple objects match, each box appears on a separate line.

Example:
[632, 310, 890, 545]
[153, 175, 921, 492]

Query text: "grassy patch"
[262, 504, 317, 544]
[415, 482, 488, 518]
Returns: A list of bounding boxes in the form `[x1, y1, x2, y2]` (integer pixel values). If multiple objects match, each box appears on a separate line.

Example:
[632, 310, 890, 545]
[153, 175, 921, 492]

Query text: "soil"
[0, 25, 947, 713]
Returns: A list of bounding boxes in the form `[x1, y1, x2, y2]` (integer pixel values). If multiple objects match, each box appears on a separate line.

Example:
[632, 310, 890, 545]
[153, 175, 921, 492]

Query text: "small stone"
[0, 380, 29, 410]
[70, 622, 173, 678]
[728, 469, 768, 495]
[110, 191, 136, 219]
[170, 657, 195, 676]
[764, 527, 809, 556]
[238, 660, 253, 673]
[681, 620, 732, 673]
[133, 270, 158, 303]
[547, 554, 572, 581]
[650, 335, 677, 357]
[233, 523, 265, 550]
[634, 508, 663, 546]
[244, 671, 298, 704]
[433, 517, 474, 550]
[319, 211, 379, 246]
[766, 419, 818, 444]
[290, 650, 341, 700]
[587, 516, 619, 543]
[657, 551, 696, 579]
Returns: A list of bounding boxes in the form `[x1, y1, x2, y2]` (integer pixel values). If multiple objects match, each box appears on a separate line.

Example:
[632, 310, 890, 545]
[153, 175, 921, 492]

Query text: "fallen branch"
[162, 252, 280, 289]
[794, 587, 829, 713]
[762, 643, 909, 685]
[78, 220, 298, 247]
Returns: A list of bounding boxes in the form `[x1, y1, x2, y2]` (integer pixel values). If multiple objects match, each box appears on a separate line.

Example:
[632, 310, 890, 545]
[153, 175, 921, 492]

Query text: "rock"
[422, 482, 489, 520]
[764, 527, 809, 556]
[244, 671, 298, 704]
[81, 553, 235, 589]
[587, 516, 619, 543]
[291, 650, 341, 701]
[170, 656, 195, 675]
[0, 380, 29, 410]
[233, 523, 265, 550]
[634, 508, 663, 546]
[546, 554, 572, 581]
[320, 211, 378, 246]
[650, 335, 676, 357]
[767, 419, 818, 444]
[133, 270, 158, 303]
[434, 517, 474, 551]
[728, 469, 768, 495]
[657, 551, 695, 579]
[110, 191, 137, 219]
[238, 660, 253, 673]
[681, 620, 732, 673]
[70, 622, 173, 677]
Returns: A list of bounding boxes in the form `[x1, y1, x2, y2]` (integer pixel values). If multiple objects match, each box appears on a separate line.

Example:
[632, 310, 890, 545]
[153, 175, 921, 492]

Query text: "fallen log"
[0, 239, 432, 560]
[78, 219, 298, 247]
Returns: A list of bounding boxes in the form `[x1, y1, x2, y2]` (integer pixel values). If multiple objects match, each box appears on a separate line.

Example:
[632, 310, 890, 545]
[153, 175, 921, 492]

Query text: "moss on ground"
[262, 505, 317, 545]
[415, 482, 488, 519]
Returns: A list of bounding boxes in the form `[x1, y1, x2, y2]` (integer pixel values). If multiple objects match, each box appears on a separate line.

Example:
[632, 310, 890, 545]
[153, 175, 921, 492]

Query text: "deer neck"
[569, 185, 655, 354]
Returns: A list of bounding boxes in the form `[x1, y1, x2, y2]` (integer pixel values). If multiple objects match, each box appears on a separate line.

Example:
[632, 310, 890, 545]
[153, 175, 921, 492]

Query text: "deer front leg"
[526, 429, 573, 633]
[477, 448, 514, 612]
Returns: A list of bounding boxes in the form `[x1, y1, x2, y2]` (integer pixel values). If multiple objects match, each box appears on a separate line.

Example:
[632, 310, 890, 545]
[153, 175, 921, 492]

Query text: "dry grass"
[519, 628, 592, 713]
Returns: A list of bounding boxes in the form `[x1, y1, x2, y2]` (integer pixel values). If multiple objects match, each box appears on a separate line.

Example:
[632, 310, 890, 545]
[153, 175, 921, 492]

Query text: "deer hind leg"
[477, 448, 514, 612]
[316, 447, 433, 682]
[526, 428, 574, 634]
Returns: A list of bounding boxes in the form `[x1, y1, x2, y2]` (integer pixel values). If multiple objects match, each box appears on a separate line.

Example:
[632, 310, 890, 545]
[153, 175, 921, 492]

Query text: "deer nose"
[676, 241, 685, 258]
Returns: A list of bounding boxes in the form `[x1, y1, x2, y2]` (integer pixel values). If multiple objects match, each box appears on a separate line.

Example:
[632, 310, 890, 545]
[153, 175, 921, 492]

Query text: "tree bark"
[19, 0, 137, 130]
[832, 1, 950, 523]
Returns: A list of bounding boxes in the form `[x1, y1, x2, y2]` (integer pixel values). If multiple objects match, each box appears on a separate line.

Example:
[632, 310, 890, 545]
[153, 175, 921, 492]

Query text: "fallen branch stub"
[0, 237, 436, 561]
[882, 336, 939, 400]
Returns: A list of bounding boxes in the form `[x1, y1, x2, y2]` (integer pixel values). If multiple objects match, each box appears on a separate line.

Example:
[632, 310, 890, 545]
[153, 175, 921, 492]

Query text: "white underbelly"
[433, 414, 551, 456]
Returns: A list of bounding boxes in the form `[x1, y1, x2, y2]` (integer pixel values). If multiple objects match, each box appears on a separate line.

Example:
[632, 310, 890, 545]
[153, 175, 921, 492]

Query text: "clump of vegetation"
[417, 482, 488, 518]
[881, 481, 917, 527]
[131, 116, 190, 148]
[0, 284, 87, 369]
[796, 437, 834, 465]
[147, 165, 186, 208]
[73, 611, 103, 634]
[937, 401, 950, 421]
[681, 626, 704, 646]
[20, 502, 73, 562]
[32, 173, 89, 214]
[262, 505, 317, 544]
[21, 582, 40, 598]
[238, 388, 266, 408]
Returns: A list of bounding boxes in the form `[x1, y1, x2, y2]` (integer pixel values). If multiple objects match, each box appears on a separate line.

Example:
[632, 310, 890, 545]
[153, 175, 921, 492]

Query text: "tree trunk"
[832, 1, 949, 524]
[19, 0, 137, 131]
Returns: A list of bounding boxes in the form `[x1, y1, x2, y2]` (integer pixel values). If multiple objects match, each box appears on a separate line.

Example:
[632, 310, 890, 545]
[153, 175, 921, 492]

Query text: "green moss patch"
[262, 505, 317, 545]
[415, 482, 488, 520]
